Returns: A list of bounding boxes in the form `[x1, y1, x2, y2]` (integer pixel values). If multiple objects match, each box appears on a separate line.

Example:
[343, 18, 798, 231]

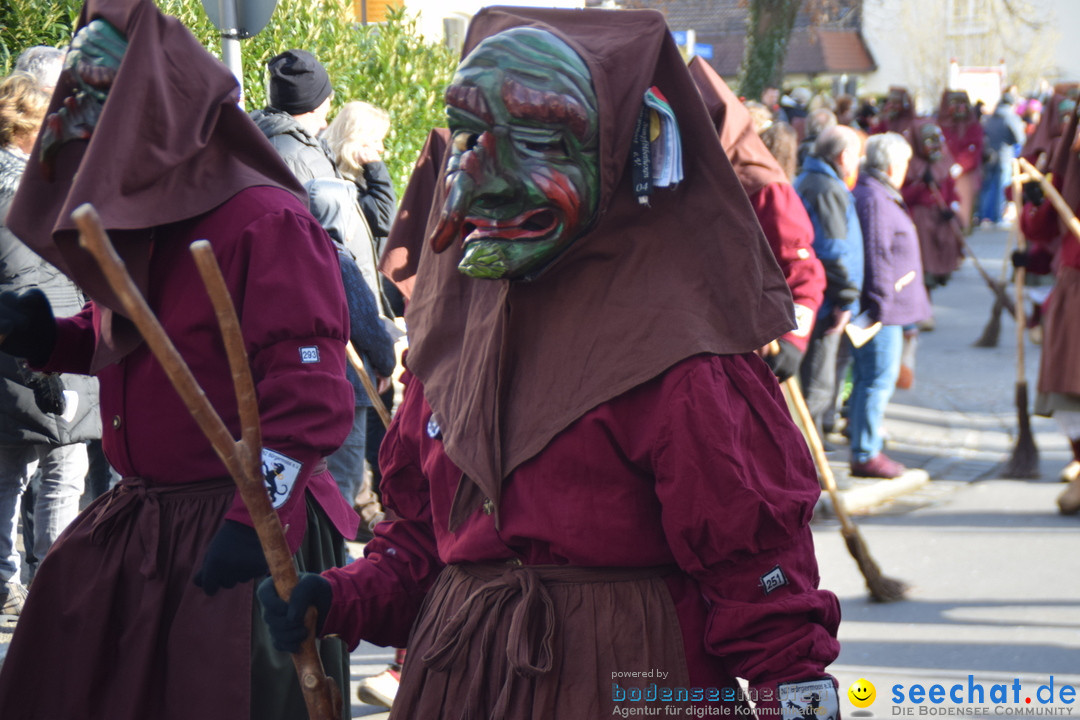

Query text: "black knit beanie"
[267, 49, 332, 115]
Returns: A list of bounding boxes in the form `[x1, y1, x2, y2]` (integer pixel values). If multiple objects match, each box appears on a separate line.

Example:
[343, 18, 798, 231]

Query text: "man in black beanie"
[250, 48, 339, 183]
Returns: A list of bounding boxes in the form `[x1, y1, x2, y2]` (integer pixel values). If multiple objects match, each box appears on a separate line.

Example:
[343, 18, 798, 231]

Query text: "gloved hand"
[939, 207, 956, 222]
[25, 368, 66, 415]
[194, 520, 269, 595]
[257, 572, 332, 654]
[0, 289, 58, 366]
[1011, 249, 1029, 269]
[922, 168, 935, 186]
[764, 338, 803, 382]
[1022, 180, 1044, 207]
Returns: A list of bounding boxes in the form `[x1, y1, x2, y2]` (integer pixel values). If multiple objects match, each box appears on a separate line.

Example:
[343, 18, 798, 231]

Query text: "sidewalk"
[821, 221, 1070, 520]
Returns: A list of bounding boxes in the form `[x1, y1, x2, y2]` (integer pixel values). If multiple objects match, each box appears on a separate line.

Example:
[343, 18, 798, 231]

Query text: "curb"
[830, 468, 931, 515]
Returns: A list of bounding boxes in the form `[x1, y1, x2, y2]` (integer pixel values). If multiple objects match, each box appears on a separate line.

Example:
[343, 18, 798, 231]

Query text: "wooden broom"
[772, 343, 908, 602]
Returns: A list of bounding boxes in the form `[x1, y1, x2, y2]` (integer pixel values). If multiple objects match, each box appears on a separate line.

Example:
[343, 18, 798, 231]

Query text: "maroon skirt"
[390, 562, 692, 720]
[0, 476, 348, 720]
[1037, 266, 1080, 410]
[911, 204, 963, 279]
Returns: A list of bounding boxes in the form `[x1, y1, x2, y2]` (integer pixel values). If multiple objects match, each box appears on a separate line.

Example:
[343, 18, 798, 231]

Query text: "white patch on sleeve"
[793, 304, 814, 338]
[262, 448, 302, 509]
[779, 679, 838, 720]
[299, 346, 320, 364]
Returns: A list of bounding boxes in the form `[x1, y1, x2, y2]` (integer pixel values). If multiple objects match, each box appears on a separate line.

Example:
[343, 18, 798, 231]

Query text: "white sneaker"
[356, 666, 400, 708]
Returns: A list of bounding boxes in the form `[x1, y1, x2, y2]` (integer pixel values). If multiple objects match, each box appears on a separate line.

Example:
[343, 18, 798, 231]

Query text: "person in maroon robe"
[1017, 101, 1080, 505]
[1021, 84, 1078, 171]
[687, 56, 825, 382]
[0, 1, 358, 718]
[872, 86, 918, 143]
[938, 90, 983, 229]
[260, 7, 841, 720]
[902, 121, 963, 296]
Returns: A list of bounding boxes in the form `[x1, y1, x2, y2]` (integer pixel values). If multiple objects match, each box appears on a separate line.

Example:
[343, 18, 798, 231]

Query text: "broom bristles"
[973, 299, 1003, 348]
[842, 526, 908, 603]
[1004, 382, 1040, 479]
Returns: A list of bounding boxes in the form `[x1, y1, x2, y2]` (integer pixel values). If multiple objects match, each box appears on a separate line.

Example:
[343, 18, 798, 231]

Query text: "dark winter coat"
[249, 107, 339, 184]
[981, 100, 1027, 168]
[794, 155, 864, 319]
[0, 147, 101, 446]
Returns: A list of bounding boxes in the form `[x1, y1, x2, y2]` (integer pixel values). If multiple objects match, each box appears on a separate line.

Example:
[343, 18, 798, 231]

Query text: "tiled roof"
[617, 0, 862, 33]
[584, 0, 873, 77]
[694, 28, 874, 76]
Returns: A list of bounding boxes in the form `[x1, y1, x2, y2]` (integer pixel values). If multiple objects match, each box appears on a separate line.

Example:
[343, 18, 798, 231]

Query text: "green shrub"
[2, 0, 457, 196]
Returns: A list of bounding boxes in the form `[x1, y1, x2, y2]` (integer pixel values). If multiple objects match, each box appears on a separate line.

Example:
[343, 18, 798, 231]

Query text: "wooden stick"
[768, 342, 907, 602]
[1017, 156, 1080, 243]
[72, 204, 341, 720]
[925, 181, 1017, 315]
[345, 342, 392, 429]
[1001, 163, 1040, 479]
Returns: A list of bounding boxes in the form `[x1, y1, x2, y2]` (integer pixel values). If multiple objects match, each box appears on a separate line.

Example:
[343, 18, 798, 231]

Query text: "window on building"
[948, 0, 991, 35]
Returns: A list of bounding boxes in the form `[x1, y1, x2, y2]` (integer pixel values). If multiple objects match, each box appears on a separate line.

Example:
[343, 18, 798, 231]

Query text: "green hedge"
[1, 0, 458, 196]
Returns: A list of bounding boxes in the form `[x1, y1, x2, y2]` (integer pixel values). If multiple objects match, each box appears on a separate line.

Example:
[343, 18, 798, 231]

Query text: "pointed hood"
[404, 6, 793, 529]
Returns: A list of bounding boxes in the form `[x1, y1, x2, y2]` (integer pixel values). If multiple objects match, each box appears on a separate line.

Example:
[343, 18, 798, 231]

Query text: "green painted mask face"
[39, 18, 128, 180]
[429, 28, 601, 280]
[920, 124, 944, 161]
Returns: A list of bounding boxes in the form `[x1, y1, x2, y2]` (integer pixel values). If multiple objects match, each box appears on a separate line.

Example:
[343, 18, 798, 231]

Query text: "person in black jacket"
[0, 71, 101, 613]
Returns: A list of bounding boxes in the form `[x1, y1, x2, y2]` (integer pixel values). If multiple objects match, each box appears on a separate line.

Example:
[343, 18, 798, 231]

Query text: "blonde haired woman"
[323, 101, 397, 242]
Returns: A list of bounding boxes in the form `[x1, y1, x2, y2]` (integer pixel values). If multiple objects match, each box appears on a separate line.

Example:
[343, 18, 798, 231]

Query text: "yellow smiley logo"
[848, 678, 876, 708]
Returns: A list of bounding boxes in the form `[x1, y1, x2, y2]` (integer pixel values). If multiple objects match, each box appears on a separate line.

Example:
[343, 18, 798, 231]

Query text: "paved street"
[814, 223, 1080, 718]
[2, 223, 1077, 720]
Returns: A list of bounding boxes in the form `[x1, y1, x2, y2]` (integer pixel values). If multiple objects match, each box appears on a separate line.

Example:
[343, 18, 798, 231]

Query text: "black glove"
[1022, 180, 1044, 207]
[764, 338, 803, 382]
[922, 168, 935, 186]
[24, 369, 65, 414]
[257, 572, 332, 654]
[1011, 249, 1029, 269]
[0, 289, 58, 367]
[194, 520, 269, 595]
[939, 207, 956, 222]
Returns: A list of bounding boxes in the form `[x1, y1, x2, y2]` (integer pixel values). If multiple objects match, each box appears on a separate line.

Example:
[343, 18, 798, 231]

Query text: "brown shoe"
[1057, 478, 1080, 515]
[850, 453, 907, 479]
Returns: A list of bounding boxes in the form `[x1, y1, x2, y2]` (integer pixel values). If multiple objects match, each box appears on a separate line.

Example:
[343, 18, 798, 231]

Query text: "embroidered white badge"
[299, 346, 320, 364]
[262, 448, 302, 509]
[426, 416, 441, 439]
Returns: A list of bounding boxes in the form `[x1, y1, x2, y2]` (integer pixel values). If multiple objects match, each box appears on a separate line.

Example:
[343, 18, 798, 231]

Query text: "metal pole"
[219, 0, 245, 108]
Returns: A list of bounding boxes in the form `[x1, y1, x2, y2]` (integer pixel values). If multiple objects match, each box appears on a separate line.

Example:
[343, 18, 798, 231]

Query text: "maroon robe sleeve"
[651, 355, 840, 694]
[321, 370, 444, 649]
[218, 203, 356, 549]
[749, 183, 825, 352]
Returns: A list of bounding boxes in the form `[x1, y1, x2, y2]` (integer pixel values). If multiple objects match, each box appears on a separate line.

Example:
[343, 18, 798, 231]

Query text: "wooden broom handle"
[346, 342, 392, 429]
[1010, 162, 1029, 386]
[768, 341, 857, 534]
[72, 204, 341, 720]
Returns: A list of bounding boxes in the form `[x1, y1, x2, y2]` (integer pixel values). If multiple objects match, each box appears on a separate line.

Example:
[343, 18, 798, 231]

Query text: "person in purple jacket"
[849, 132, 933, 479]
